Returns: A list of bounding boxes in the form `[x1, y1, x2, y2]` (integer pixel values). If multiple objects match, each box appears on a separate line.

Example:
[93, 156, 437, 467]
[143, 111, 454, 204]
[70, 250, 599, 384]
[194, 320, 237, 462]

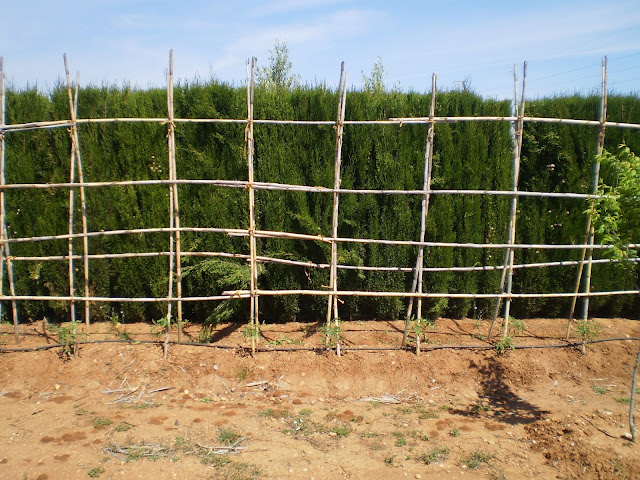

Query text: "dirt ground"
[1, 317, 639, 480]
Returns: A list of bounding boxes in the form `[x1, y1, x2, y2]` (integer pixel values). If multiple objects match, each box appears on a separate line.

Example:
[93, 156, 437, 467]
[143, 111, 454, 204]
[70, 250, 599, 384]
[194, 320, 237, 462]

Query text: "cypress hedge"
[3, 83, 639, 324]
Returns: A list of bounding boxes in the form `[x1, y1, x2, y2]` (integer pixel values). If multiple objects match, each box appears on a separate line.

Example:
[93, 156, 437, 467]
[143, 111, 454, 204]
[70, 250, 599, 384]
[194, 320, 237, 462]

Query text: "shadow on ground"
[452, 356, 550, 425]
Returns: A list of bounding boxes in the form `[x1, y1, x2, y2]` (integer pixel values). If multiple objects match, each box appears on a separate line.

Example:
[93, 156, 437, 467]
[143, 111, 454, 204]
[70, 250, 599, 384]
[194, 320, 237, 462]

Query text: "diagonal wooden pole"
[64, 56, 91, 330]
[489, 62, 527, 339]
[403, 73, 437, 347]
[566, 56, 608, 339]
[326, 62, 347, 356]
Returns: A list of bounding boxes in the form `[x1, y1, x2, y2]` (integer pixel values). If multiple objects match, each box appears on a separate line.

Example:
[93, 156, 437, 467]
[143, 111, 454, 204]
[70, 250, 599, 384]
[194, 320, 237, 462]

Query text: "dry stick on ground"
[64, 57, 91, 330]
[567, 57, 608, 340]
[245, 58, 258, 355]
[326, 62, 347, 356]
[489, 62, 527, 339]
[403, 73, 437, 350]
[0, 57, 19, 343]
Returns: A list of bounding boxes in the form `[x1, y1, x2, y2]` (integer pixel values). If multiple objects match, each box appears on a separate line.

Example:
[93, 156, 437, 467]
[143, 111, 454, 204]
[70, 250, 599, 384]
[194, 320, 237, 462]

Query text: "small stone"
[329, 431, 337, 437]
[416, 475, 422, 479]
[213, 364, 219, 371]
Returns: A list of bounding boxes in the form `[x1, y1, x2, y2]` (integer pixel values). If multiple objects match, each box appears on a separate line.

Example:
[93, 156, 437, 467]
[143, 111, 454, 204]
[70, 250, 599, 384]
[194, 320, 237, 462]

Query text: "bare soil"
[1, 317, 639, 480]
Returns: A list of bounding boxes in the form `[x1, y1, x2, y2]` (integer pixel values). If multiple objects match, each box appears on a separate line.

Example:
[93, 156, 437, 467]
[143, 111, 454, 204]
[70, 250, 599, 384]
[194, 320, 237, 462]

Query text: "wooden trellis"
[0, 53, 639, 356]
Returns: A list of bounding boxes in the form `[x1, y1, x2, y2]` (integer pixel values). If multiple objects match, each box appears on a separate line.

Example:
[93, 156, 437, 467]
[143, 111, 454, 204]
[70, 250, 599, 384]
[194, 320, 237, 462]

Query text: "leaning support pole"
[0, 57, 19, 343]
[64, 57, 91, 330]
[326, 62, 347, 356]
[246, 58, 259, 355]
[166, 50, 183, 342]
[567, 56, 608, 339]
[489, 62, 527, 339]
[403, 73, 437, 347]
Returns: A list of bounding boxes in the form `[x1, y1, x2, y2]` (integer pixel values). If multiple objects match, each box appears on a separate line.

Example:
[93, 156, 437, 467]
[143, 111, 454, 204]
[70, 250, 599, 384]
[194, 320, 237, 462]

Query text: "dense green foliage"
[3, 83, 640, 324]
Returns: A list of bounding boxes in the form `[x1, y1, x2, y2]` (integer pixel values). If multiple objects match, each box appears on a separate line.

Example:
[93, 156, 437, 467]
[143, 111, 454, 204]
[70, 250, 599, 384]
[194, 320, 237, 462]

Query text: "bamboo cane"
[64, 59, 91, 330]
[62, 55, 79, 329]
[489, 63, 527, 339]
[0, 288, 637, 303]
[166, 50, 183, 342]
[326, 62, 347, 356]
[567, 57, 608, 339]
[404, 73, 437, 347]
[4, 114, 640, 135]
[0, 57, 19, 343]
[164, 51, 176, 357]
[0, 178, 609, 201]
[246, 58, 258, 355]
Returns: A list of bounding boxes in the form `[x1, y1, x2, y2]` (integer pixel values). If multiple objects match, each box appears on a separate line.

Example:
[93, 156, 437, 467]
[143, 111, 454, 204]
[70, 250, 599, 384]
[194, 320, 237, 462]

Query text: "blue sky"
[2, 0, 639, 99]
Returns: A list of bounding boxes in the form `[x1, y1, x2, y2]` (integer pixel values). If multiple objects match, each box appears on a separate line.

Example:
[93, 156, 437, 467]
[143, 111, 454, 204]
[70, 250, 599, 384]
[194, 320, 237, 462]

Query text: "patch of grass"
[201, 397, 212, 403]
[236, 366, 250, 381]
[92, 417, 113, 428]
[449, 427, 461, 437]
[384, 453, 396, 466]
[461, 450, 494, 469]
[124, 402, 162, 409]
[592, 385, 608, 395]
[87, 467, 105, 478]
[113, 423, 132, 433]
[393, 432, 407, 447]
[331, 425, 350, 437]
[361, 432, 379, 438]
[259, 408, 290, 419]
[472, 403, 491, 413]
[218, 428, 242, 446]
[418, 446, 450, 465]
[614, 397, 630, 404]
[299, 408, 312, 416]
[224, 462, 262, 480]
[408, 430, 429, 441]
[438, 404, 452, 411]
[74, 407, 94, 416]
[419, 410, 440, 419]
[200, 453, 232, 467]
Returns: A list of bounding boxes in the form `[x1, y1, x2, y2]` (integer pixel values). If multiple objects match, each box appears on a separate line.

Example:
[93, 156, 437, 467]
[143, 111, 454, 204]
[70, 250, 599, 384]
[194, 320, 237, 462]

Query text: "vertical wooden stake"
[246, 58, 258, 356]
[166, 50, 183, 342]
[567, 56, 607, 338]
[0, 57, 19, 343]
[64, 58, 91, 330]
[326, 63, 347, 356]
[63, 54, 78, 329]
[403, 73, 437, 348]
[489, 62, 527, 339]
[164, 50, 175, 357]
